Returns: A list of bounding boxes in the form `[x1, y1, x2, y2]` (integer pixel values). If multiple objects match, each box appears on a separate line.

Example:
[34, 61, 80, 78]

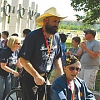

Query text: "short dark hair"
[2, 31, 9, 37]
[11, 33, 19, 37]
[23, 29, 31, 35]
[59, 34, 67, 43]
[72, 37, 81, 44]
[84, 29, 96, 37]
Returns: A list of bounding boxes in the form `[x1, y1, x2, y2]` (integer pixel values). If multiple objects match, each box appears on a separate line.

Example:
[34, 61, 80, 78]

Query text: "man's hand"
[80, 42, 87, 50]
[34, 74, 45, 85]
[13, 71, 19, 77]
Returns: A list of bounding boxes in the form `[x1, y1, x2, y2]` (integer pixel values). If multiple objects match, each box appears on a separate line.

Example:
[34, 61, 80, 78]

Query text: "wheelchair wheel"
[5, 88, 22, 100]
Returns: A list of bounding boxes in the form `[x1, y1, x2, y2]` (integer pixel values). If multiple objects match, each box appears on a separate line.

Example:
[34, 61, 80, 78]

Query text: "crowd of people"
[0, 6, 99, 100]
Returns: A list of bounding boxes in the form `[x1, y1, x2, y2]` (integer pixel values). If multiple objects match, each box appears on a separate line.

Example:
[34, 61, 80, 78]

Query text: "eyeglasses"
[68, 67, 81, 72]
[15, 43, 20, 45]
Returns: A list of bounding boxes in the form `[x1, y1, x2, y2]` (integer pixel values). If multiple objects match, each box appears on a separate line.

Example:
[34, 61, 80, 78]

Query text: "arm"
[50, 87, 63, 100]
[50, 77, 67, 100]
[53, 58, 64, 75]
[16, 58, 24, 74]
[77, 43, 83, 56]
[16, 58, 23, 69]
[80, 42, 99, 58]
[77, 48, 83, 56]
[1, 63, 19, 77]
[20, 57, 45, 85]
[84, 47, 99, 58]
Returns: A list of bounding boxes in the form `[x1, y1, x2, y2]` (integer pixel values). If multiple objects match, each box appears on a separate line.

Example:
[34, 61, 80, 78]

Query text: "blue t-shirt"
[61, 42, 67, 66]
[19, 28, 62, 74]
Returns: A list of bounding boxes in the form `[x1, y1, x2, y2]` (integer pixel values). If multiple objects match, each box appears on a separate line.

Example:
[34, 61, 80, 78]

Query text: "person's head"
[59, 34, 67, 43]
[7, 36, 21, 51]
[36, 7, 66, 35]
[23, 29, 31, 37]
[84, 29, 96, 40]
[72, 37, 81, 47]
[64, 55, 81, 81]
[11, 33, 19, 37]
[2, 31, 9, 39]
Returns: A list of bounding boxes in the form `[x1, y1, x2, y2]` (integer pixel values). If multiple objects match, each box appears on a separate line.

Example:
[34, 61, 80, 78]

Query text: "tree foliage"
[70, 0, 100, 24]
[59, 21, 93, 31]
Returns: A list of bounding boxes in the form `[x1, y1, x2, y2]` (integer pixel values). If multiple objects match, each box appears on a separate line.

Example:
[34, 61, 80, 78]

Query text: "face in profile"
[14, 40, 21, 50]
[71, 39, 78, 47]
[2, 33, 6, 39]
[8, 36, 21, 50]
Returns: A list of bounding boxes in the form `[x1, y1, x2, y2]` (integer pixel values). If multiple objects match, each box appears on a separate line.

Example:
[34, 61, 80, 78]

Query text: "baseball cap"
[83, 29, 96, 37]
[66, 55, 79, 66]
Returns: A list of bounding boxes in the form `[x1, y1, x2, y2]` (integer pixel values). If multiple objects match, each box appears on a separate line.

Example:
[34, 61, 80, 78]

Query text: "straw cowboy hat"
[36, 7, 66, 26]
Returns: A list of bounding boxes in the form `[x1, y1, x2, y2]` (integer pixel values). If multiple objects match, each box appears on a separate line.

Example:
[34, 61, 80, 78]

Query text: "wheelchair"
[5, 87, 22, 100]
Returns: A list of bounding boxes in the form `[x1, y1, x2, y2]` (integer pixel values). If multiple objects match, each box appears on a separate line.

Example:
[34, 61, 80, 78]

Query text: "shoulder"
[1, 47, 8, 53]
[24, 28, 42, 42]
[93, 39, 100, 44]
[76, 77, 84, 82]
[75, 77, 86, 85]
[61, 43, 66, 47]
[0, 47, 12, 59]
[53, 33, 61, 44]
[54, 33, 60, 39]
[51, 74, 67, 88]
[1, 47, 12, 54]
[50, 75, 67, 100]
[27, 28, 42, 37]
[69, 48, 74, 51]
[61, 43, 67, 49]
[92, 40, 100, 48]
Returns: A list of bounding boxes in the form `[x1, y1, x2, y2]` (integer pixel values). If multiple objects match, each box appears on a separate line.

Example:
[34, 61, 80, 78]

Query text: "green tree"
[70, 0, 100, 24]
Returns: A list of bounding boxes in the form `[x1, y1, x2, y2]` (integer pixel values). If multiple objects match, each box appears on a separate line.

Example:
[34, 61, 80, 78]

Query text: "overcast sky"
[8, 0, 84, 21]
[31, 0, 84, 21]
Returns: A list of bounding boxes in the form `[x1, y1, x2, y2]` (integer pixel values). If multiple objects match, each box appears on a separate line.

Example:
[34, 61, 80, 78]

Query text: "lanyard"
[42, 29, 53, 55]
[68, 80, 75, 100]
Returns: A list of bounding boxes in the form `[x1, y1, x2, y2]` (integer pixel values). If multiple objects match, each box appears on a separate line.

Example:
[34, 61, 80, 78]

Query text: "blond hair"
[7, 36, 19, 48]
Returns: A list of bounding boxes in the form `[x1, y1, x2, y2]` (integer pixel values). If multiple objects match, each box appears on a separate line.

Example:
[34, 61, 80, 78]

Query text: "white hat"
[36, 7, 66, 26]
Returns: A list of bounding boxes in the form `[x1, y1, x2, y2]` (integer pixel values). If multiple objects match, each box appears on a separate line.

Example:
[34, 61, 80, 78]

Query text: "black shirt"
[0, 47, 13, 76]
[19, 28, 62, 74]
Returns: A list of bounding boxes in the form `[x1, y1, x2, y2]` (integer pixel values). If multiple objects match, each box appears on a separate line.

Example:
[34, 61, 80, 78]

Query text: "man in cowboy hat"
[19, 7, 66, 100]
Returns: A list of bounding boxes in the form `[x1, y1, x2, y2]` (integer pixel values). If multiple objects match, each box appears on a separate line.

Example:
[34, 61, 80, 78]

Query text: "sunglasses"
[68, 67, 81, 72]
[15, 43, 20, 45]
